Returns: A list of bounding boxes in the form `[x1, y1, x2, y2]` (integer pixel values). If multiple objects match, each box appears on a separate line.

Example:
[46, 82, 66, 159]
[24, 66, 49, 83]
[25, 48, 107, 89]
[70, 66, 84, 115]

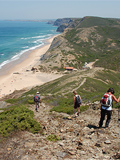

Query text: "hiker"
[73, 90, 82, 117]
[99, 88, 120, 128]
[34, 91, 41, 112]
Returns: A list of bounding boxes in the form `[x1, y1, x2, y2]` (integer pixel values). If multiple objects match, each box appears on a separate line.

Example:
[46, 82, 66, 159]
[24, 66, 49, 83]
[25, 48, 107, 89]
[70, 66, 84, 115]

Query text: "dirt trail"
[0, 101, 119, 160]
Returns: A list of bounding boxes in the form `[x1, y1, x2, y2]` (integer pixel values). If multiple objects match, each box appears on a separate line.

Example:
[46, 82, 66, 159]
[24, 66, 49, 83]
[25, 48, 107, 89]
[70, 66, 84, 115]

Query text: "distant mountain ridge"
[39, 16, 120, 72]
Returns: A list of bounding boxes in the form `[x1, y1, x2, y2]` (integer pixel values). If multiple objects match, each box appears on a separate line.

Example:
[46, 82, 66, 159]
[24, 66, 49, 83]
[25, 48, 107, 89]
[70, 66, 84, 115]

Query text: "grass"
[47, 134, 60, 142]
[50, 96, 89, 114]
[5, 69, 120, 113]
[0, 105, 41, 137]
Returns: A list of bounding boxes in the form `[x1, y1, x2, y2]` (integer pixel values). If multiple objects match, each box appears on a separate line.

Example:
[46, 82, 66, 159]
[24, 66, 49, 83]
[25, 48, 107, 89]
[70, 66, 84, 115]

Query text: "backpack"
[75, 95, 81, 104]
[100, 93, 112, 107]
[34, 95, 39, 102]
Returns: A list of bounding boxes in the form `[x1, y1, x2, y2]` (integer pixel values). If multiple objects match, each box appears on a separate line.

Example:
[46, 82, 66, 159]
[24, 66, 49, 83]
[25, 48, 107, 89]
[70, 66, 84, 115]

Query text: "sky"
[0, 0, 120, 20]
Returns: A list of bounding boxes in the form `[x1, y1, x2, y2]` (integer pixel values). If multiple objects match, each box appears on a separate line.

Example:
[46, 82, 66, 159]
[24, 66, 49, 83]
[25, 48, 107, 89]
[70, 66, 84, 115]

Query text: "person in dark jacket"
[34, 92, 41, 112]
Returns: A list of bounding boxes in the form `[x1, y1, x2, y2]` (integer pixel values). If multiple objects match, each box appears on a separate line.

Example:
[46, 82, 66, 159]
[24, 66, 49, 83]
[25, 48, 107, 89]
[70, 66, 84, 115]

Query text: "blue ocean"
[0, 20, 58, 69]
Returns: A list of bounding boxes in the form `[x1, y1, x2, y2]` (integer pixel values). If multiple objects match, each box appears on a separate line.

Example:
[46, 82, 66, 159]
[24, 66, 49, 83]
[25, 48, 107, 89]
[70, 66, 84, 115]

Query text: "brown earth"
[0, 101, 120, 160]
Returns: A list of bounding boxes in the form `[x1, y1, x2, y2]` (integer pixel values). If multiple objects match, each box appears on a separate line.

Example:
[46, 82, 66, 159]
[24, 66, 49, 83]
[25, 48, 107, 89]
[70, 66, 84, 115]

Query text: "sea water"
[0, 20, 58, 70]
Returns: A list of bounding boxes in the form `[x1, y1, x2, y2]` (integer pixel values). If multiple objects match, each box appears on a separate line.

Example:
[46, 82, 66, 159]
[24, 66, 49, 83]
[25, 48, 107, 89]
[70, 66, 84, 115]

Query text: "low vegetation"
[0, 105, 41, 138]
[47, 134, 60, 142]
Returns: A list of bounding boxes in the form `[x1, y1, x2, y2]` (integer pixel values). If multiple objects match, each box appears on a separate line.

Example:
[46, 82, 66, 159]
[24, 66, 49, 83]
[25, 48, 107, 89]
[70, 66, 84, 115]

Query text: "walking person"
[34, 91, 41, 112]
[73, 90, 82, 117]
[99, 88, 120, 128]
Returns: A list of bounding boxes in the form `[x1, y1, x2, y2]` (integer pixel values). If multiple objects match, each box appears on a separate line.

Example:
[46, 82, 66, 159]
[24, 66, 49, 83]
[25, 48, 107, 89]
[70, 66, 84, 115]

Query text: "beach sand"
[0, 35, 62, 98]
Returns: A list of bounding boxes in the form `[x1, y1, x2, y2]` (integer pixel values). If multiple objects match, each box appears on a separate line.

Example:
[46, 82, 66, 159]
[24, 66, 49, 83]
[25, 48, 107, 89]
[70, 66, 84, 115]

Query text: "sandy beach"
[0, 35, 62, 99]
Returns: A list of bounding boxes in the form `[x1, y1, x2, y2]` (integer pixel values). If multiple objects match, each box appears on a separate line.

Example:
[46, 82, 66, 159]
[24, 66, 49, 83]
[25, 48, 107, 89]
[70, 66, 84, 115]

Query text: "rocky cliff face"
[53, 18, 78, 32]
[54, 18, 74, 26]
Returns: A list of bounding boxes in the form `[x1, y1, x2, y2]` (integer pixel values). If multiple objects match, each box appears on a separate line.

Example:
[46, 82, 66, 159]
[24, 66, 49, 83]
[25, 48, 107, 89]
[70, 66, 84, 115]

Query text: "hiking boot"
[35, 108, 38, 112]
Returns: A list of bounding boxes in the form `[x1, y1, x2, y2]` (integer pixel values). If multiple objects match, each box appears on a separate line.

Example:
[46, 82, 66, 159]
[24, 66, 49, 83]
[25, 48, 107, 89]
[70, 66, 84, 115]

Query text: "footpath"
[0, 101, 120, 160]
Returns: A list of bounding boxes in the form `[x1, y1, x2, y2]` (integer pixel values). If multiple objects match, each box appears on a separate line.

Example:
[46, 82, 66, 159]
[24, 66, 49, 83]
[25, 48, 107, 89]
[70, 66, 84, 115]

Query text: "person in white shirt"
[99, 88, 120, 128]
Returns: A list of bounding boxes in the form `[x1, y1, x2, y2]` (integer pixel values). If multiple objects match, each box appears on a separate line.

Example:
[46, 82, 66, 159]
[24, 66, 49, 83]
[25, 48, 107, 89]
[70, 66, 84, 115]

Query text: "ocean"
[0, 20, 58, 70]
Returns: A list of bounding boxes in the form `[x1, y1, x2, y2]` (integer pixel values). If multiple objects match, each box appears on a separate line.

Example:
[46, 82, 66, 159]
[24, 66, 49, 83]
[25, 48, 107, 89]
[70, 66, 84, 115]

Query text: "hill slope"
[39, 16, 120, 72]
[0, 103, 119, 159]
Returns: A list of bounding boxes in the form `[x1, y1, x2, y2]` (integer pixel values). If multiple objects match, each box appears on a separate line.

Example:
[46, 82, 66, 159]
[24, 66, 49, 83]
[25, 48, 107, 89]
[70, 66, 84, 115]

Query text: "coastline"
[0, 35, 62, 99]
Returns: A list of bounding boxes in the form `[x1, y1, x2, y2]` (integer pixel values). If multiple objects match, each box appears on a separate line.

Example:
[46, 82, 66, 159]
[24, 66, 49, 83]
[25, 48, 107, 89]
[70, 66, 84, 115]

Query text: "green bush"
[5, 98, 18, 104]
[50, 97, 73, 114]
[50, 96, 89, 114]
[47, 134, 60, 142]
[0, 105, 41, 137]
[28, 99, 34, 104]
[80, 105, 89, 112]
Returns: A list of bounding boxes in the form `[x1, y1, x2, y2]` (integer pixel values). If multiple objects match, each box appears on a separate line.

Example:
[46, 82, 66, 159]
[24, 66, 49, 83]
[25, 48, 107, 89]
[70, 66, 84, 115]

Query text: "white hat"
[36, 91, 39, 94]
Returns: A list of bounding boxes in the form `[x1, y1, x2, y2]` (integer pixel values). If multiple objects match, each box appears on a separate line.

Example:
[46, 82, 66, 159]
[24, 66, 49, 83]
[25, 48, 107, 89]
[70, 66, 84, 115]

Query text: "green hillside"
[40, 16, 120, 72]
[5, 68, 120, 115]
[74, 16, 119, 28]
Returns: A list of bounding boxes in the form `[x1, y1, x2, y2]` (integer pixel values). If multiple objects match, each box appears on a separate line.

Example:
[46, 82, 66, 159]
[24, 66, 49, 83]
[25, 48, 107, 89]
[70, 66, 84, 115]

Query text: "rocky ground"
[0, 102, 120, 160]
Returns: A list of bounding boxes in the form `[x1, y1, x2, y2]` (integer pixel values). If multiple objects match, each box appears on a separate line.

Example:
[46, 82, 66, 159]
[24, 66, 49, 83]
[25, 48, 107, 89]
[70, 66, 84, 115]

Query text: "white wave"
[22, 46, 29, 49]
[0, 59, 11, 69]
[21, 35, 47, 40]
[33, 39, 43, 44]
[0, 43, 44, 70]
[21, 37, 30, 40]
[0, 33, 57, 70]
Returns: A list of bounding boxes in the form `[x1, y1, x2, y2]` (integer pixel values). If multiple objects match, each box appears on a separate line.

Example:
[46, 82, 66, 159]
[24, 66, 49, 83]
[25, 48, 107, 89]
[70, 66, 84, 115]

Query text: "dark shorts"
[74, 103, 80, 109]
[36, 102, 40, 106]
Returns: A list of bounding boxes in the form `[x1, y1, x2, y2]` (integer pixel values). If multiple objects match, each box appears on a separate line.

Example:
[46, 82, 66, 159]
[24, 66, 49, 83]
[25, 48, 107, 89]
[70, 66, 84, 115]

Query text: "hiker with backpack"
[99, 88, 120, 128]
[34, 91, 41, 112]
[73, 90, 82, 117]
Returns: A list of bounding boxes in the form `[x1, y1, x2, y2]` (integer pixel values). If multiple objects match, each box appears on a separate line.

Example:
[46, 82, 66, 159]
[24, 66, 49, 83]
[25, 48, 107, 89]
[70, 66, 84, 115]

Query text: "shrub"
[0, 105, 41, 137]
[5, 98, 18, 104]
[47, 134, 60, 142]
[28, 99, 34, 104]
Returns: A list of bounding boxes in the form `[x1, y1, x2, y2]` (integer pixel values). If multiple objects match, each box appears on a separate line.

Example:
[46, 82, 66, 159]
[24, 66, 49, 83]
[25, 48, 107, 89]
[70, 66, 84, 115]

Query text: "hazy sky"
[0, 0, 120, 20]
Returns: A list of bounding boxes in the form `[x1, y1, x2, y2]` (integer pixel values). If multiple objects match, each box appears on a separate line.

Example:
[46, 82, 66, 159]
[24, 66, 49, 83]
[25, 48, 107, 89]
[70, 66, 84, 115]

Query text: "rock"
[77, 146, 83, 150]
[113, 152, 120, 159]
[104, 140, 111, 144]
[7, 148, 11, 151]
[60, 128, 65, 133]
[95, 142, 101, 147]
[80, 151, 86, 155]
[67, 116, 72, 120]
[56, 151, 67, 158]
[68, 151, 76, 155]
[58, 142, 64, 146]
[0, 101, 10, 108]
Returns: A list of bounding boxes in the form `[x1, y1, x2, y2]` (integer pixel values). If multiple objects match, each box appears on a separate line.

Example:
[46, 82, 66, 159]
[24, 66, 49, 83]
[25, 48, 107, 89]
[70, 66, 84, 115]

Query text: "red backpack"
[100, 93, 112, 107]
[34, 95, 39, 102]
